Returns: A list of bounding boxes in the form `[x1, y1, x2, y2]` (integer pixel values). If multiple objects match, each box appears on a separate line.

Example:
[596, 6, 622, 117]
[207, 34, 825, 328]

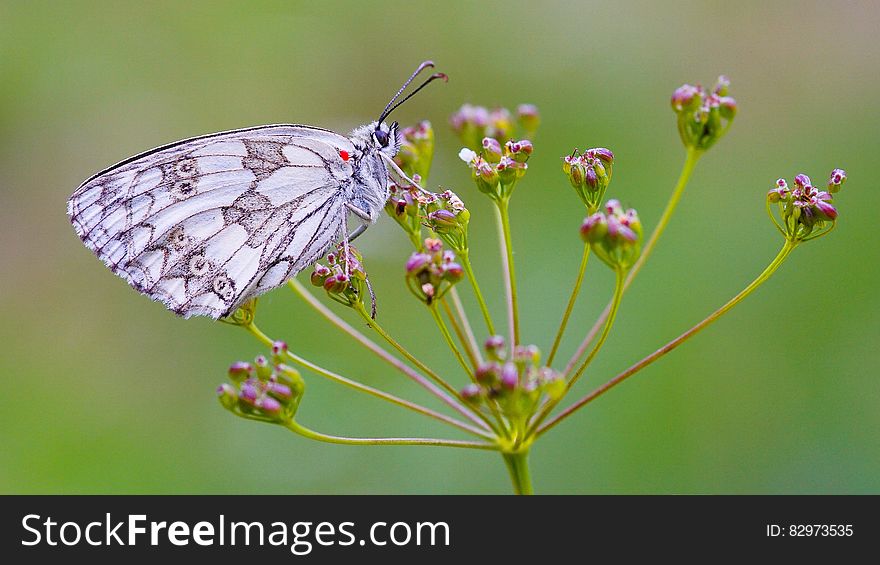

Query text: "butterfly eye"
[374, 129, 389, 147]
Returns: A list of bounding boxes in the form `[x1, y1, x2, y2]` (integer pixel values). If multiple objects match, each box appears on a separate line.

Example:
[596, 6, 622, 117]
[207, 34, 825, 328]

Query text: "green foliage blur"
[1, 0, 877, 494]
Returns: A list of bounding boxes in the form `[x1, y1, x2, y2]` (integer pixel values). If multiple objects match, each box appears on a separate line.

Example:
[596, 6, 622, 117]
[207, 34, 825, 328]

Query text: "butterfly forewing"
[68, 125, 356, 319]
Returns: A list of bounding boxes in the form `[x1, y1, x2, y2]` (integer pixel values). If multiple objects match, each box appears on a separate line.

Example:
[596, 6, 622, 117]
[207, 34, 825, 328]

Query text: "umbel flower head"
[580, 200, 643, 271]
[767, 169, 846, 241]
[459, 138, 533, 202]
[462, 336, 565, 419]
[671, 76, 736, 151]
[217, 346, 305, 423]
[405, 238, 464, 305]
[563, 147, 614, 213]
[423, 189, 471, 253]
[450, 103, 540, 151]
[309, 244, 369, 309]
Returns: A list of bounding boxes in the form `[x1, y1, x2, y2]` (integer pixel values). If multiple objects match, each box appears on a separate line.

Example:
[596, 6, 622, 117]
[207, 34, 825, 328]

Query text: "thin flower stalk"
[288, 279, 491, 433]
[245, 322, 489, 438]
[564, 147, 701, 376]
[538, 240, 798, 438]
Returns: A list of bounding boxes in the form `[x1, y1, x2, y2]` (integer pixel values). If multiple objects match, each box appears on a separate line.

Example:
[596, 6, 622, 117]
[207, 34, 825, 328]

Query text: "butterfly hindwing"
[68, 125, 356, 318]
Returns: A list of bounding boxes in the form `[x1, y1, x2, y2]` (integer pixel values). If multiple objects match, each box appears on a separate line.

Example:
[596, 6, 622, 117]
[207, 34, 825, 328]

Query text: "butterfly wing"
[68, 125, 356, 319]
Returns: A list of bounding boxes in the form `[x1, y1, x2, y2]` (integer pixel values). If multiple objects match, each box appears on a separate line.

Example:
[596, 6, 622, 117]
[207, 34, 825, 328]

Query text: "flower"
[309, 244, 369, 308]
[217, 356, 305, 422]
[405, 239, 464, 305]
[459, 138, 533, 202]
[451, 103, 539, 151]
[563, 147, 614, 212]
[580, 199, 643, 270]
[671, 76, 736, 151]
[767, 170, 845, 241]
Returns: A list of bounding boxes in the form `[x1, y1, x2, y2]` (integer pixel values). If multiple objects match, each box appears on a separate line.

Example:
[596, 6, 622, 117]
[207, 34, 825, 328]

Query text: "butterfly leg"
[348, 223, 368, 243]
[339, 207, 377, 318]
[341, 204, 372, 278]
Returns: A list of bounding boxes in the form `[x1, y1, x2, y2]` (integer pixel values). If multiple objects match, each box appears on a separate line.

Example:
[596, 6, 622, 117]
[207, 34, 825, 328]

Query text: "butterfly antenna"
[378, 61, 447, 123]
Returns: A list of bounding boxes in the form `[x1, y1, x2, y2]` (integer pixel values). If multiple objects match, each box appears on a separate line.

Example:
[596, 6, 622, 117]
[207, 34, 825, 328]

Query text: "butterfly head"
[372, 121, 400, 157]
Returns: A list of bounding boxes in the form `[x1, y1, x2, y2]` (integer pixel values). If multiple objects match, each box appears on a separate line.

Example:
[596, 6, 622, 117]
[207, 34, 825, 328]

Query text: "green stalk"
[352, 303, 502, 435]
[459, 249, 496, 336]
[288, 280, 492, 434]
[547, 244, 591, 366]
[284, 419, 497, 450]
[564, 148, 702, 376]
[429, 303, 475, 380]
[527, 267, 625, 437]
[501, 450, 533, 495]
[440, 297, 479, 369]
[495, 198, 520, 345]
[245, 323, 487, 438]
[538, 240, 798, 437]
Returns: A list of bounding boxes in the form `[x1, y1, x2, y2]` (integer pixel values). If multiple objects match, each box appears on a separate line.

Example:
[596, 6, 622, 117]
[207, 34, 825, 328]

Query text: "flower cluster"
[580, 200, 643, 271]
[217, 344, 305, 423]
[393, 120, 435, 184]
[309, 244, 368, 309]
[671, 76, 737, 151]
[385, 184, 471, 252]
[563, 147, 615, 212]
[767, 170, 846, 241]
[450, 103, 540, 151]
[459, 138, 533, 202]
[405, 238, 464, 304]
[462, 336, 565, 419]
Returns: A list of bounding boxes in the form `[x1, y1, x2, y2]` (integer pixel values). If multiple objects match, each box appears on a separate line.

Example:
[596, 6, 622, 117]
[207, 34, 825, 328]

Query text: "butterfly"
[68, 61, 445, 319]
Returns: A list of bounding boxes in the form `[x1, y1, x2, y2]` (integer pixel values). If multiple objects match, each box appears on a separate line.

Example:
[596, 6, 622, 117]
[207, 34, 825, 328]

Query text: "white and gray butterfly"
[68, 62, 445, 319]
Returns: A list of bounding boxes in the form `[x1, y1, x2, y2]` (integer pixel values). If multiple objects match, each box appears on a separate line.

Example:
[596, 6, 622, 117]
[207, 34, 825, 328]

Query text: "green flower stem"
[527, 267, 625, 437]
[495, 198, 520, 345]
[440, 297, 479, 369]
[284, 419, 498, 450]
[459, 249, 496, 337]
[429, 303, 475, 380]
[287, 280, 492, 434]
[501, 450, 533, 495]
[564, 148, 702, 377]
[448, 287, 483, 365]
[546, 244, 592, 366]
[352, 303, 502, 435]
[245, 322, 489, 439]
[537, 240, 798, 438]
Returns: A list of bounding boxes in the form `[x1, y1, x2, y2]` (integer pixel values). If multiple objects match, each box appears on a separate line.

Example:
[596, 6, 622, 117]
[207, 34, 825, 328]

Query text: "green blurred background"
[1, 0, 877, 494]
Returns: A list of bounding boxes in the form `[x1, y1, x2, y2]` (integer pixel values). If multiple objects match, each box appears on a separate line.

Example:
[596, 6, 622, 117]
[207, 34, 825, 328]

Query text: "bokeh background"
[1, 0, 878, 494]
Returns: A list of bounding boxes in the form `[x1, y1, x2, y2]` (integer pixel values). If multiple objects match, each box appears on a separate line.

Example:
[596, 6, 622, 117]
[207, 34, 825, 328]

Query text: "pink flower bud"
[827, 168, 847, 193]
[814, 199, 838, 220]
[256, 396, 282, 414]
[475, 362, 500, 384]
[424, 238, 443, 253]
[442, 262, 464, 282]
[793, 174, 812, 190]
[589, 147, 614, 166]
[501, 363, 519, 390]
[405, 252, 432, 274]
[482, 136, 503, 159]
[228, 361, 253, 381]
[671, 84, 701, 112]
[323, 274, 349, 294]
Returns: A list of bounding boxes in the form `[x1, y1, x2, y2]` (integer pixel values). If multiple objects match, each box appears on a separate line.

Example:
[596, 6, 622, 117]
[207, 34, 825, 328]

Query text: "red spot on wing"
[339, 150, 350, 161]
